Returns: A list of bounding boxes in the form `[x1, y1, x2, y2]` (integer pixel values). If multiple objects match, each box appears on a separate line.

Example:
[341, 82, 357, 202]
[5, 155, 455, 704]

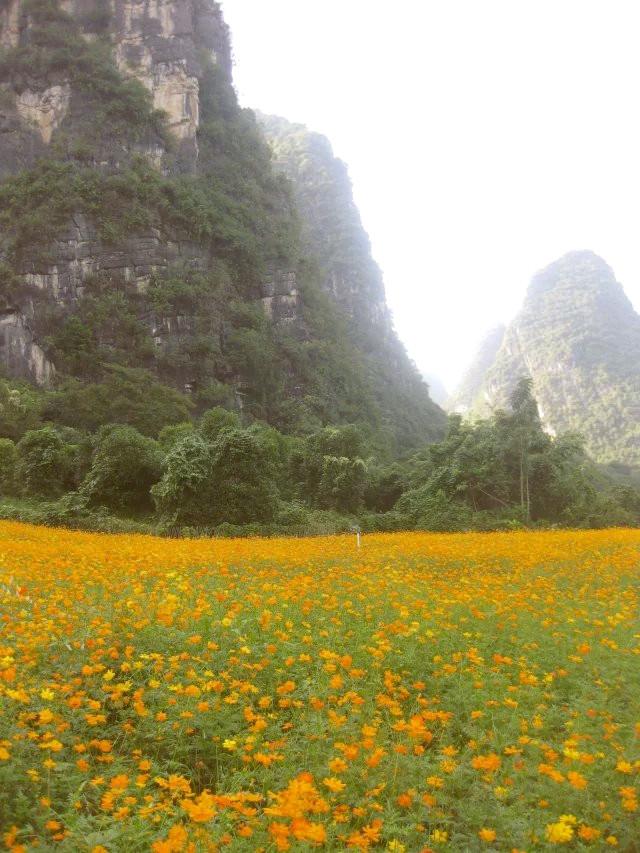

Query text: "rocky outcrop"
[0, 309, 54, 384]
[261, 270, 303, 329]
[0, 0, 20, 49]
[447, 325, 505, 414]
[18, 213, 206, 304]
[0, 0, 231, 163]
[257, 114, 393, 337]
[107, 0, 231, 157]
[0, 1, 445, 450]
[15, 83, 71, 143]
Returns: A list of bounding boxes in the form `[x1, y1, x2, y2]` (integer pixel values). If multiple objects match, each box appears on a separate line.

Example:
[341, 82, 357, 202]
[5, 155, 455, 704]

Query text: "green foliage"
[150, 433, 212, 526]
[0, 437, 17, 494]
[198, 406, 241, 442]
[396, 383, 638, 530]
[152, 427, 277, 527]
[0, 380, 44, 440]
[0, 0, 163, 147]
[16, 426, 73, 497]
[207, 428, 278, 525]
[316, 455, 367, 513]
[396, 487, 476, 532]
[43, 366, 193, 436]
[292, 425, 368, 512]
[81, 425, 163, 512]
[158, 422, 195, 452]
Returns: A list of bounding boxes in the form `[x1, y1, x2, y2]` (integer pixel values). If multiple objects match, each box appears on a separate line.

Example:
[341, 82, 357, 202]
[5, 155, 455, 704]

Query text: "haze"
[222, 0, 640, 392]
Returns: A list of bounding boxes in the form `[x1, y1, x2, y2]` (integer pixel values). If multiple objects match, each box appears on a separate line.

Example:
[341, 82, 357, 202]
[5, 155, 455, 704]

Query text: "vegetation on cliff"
[450, 251, 640, 468]
[0, 0, 443, 457]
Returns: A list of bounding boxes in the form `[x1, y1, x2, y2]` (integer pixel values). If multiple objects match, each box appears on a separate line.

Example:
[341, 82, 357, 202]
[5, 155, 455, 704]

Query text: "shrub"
[44, 366, 193, 436]
[81, 425, 163, 512]
[151, 434, 215, 526]
[158, 422, 195, 452]
[153, 428, 278, 526]
[0, 438, 17, 494]
[199, 407, 241, 442]
[395, 487, 475, 532]
[16, 427, 73, 497]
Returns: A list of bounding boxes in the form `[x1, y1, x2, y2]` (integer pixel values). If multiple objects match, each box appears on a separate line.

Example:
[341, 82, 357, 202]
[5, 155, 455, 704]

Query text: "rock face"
[19, 213, 206, 301]
[107, 0, 231, 158]
[0, 0, 231, 169]
[447, 325, 505, 414]
[258, 114, 392, 334]
[15, 83, 71, 143]
[451, 252, 640, 465]
[0, 309, 54, 384]
[0, 0, 444, 450]
[258, 114, 446, 447]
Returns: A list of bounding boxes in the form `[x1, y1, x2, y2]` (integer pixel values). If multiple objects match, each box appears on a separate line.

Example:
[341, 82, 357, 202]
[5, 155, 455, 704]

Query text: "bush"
[395, 487, 475, 532]
[151, 434, 214, 526]
[0, 381, 43, 441]
[44, 366, 193, 436]
[153, 428, 278, 527]
[158, 422, 194, 452]
[81, 425, 163, 512]
[199, 407, 241, 442]
[317, 455, 367, 513]
[0, 438, 17, 494]
[16, 427, 74, 497]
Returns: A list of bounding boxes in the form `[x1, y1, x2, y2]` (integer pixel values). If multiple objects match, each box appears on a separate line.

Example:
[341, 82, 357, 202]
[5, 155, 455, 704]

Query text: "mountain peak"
[451, 252, 640, 464]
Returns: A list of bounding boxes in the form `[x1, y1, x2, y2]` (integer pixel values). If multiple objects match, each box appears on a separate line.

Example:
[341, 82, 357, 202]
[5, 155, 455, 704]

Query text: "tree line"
[0, 377, 637, 535]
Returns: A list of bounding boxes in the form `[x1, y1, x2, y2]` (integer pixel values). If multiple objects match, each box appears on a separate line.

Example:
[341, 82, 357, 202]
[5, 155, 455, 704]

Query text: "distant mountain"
[446, 325, 505, 414]
[422, 372, 448, 407]
[450, 251, 640, 465]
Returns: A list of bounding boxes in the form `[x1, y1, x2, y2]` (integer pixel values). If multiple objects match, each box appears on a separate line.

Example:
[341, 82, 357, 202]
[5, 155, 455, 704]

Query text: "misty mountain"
[0, 0, 444, 453]
[450, 251, 640, 465]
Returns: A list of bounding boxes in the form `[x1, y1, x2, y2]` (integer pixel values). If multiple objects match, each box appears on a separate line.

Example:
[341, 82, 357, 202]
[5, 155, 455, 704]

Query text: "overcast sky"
[221, 0, 640, 391]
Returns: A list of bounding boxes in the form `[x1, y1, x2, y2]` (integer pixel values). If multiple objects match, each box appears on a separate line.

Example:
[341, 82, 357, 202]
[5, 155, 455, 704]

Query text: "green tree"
[43, 366, 193, 436]
[16, 427, 73, 497]
[0, 438, 17, 494]
[81, 425, 163, 512]
[317, 456, 367, 513]
[199, 407, 241, 442]
[158, 422, 195, 452]
[506, 377, 544, 520]
[292, 424, 367, 510]
[151, 434, 214, 525]
[152, 428, 278, 527]
[0, 381, 43, 441]
[208, 428, 278, 525]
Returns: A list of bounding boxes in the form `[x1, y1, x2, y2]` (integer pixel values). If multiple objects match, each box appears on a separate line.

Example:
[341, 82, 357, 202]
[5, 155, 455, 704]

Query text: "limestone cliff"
[259, 114, 446, 448]
[0, 0, 444, 451]
[0, 0, 230, 170]
[451, 252, 640, 465]
[446, 325, 505, 414]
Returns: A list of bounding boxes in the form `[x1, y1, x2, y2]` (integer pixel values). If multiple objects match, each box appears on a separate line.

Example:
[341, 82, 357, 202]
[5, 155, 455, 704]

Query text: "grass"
[0, 523, 639, 851]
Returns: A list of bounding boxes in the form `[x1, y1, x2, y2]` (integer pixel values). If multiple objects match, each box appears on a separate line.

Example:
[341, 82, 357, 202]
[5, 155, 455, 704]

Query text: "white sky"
[221, 0, 640, 391]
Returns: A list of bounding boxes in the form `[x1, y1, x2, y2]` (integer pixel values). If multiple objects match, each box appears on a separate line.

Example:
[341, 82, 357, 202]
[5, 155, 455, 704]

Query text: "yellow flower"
[431, 828, 448, 843]
[546, 821, 574, 843]
[479, 828, 497, 842]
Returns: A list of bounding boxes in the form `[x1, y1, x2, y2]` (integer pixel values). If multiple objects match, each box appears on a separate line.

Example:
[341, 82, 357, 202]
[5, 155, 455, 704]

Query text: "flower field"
[0, 523, 639, 852]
